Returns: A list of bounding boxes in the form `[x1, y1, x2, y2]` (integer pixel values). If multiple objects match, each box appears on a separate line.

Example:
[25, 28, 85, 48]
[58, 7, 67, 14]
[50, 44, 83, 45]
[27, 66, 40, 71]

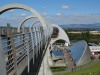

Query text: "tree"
[85, 31, 91, 42]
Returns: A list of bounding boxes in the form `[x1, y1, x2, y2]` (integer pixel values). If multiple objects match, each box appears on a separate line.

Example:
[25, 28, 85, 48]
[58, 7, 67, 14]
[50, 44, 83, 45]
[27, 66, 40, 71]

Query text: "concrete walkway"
[62, 48, 75, 71]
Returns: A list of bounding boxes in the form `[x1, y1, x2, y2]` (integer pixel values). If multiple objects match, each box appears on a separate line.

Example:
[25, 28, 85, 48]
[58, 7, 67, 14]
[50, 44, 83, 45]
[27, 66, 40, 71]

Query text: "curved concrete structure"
[38, 44, 53, 75]
[50, 24, 70, 45]
[0, 3, 53, 38]
[0, 4, 47, 30]
[0, 4, 53, 75]
[39, 24, 70, 75]
[47, 24, 70, 66]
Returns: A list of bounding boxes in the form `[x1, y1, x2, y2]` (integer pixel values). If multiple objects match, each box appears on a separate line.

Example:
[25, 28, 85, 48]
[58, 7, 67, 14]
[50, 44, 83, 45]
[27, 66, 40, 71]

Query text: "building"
[88, 43, 100, 57]
[69, 40, 91, 66]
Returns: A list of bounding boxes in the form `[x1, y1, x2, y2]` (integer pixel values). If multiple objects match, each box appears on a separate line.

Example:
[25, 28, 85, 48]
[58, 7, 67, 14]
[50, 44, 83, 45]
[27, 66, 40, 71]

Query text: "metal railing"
[0, 24, 50, 75]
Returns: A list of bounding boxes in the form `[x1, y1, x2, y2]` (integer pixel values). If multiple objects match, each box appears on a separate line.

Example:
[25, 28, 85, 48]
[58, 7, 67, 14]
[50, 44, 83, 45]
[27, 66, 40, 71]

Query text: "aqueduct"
[0, 4, 70, 75]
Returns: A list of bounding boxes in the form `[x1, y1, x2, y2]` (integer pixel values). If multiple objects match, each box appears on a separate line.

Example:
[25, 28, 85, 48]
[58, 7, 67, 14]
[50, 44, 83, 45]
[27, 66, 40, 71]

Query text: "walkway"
[62, 47, 75, 70]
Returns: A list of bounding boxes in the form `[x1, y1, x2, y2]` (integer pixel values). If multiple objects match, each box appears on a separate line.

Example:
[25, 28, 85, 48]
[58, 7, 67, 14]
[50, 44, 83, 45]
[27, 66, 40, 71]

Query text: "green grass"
[50, 66, 67, 72]
[54, 60, 100, 75]
[76, 60, 92, 70]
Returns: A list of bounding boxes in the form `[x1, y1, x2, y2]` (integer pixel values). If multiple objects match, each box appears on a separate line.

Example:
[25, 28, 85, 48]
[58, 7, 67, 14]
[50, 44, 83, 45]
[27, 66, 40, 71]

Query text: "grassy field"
[50, 66, 67, 72]
[54, 60, 100, 75]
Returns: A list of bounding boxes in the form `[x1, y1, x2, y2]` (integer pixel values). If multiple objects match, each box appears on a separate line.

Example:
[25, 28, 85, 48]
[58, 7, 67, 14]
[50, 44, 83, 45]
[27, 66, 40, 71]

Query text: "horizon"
[0, 0, 100, 26]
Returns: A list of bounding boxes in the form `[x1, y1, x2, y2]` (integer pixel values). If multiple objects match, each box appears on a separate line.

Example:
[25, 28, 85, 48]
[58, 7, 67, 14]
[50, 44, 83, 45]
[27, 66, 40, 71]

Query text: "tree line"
[65, 30, 100, 44]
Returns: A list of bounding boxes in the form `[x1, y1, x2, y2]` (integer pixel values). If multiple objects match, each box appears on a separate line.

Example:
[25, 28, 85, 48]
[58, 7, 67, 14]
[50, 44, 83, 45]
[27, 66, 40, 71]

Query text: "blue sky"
[0, 0, 100, 26]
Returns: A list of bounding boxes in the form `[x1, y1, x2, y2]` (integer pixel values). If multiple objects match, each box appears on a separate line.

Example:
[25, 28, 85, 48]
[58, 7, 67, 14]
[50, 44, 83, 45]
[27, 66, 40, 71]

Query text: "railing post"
[44, 29, 47, 49]
[7, 24, 17, 75]
[36, 27, 39, 56]
[35, 27, 38, 58]
[37, 27, 40, 55]
[38, 27, 41, 55]
[30, 27, 35, 64]
[40, 26, 45, 52]
[20, 28, 30, 73]
[33, 27, 36, 60]
[40, 27, 43, 51]
[25, 33, 30, 73]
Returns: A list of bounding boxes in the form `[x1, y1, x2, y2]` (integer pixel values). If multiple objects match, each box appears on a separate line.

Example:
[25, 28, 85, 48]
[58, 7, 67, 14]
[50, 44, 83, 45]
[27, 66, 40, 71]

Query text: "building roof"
[69, 40, 87, 63]
[88, 43, 98, 46]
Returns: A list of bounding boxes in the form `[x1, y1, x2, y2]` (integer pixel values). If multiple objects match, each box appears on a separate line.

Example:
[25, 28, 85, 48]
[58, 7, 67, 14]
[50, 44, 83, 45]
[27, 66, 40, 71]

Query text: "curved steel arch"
[0, 4, 47, 30]
[0, 4, 53, 75]
[44, 18, 53, 42]
[43, 18, 53, 35]
[18, 16, 37, 32]
[29, 20, 40, 65]
[29, 20, 40, 32]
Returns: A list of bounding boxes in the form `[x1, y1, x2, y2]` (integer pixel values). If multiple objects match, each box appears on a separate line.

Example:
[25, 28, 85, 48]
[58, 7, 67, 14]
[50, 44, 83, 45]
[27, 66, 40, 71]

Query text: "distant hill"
[59, 23, 100, 29]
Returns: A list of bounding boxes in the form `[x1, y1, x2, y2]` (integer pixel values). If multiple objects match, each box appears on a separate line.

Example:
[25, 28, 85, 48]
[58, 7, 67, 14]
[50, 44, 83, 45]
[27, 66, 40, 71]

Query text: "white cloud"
[0, 14, 100, 26]
[44, 14, 100, 25]
[20, 13, 27, 16]
[61, 5, 70, 10]
[56, 13, 61, 16]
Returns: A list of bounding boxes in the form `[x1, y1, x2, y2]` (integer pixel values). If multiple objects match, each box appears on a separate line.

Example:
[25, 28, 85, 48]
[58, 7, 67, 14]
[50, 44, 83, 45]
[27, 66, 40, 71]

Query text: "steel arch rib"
[29, 20, 40, 31]
[0, 4, 48, 74]
[0, 4, 47, 30]
[29, 20, 40, 64]
[18, 16, 37, 32]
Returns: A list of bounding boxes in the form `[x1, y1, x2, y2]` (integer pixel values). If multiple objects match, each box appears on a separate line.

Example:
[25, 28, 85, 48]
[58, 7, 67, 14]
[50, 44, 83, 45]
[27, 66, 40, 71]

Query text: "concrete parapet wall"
[0, 37, 7, 75]
[38, 44, 53, 75]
